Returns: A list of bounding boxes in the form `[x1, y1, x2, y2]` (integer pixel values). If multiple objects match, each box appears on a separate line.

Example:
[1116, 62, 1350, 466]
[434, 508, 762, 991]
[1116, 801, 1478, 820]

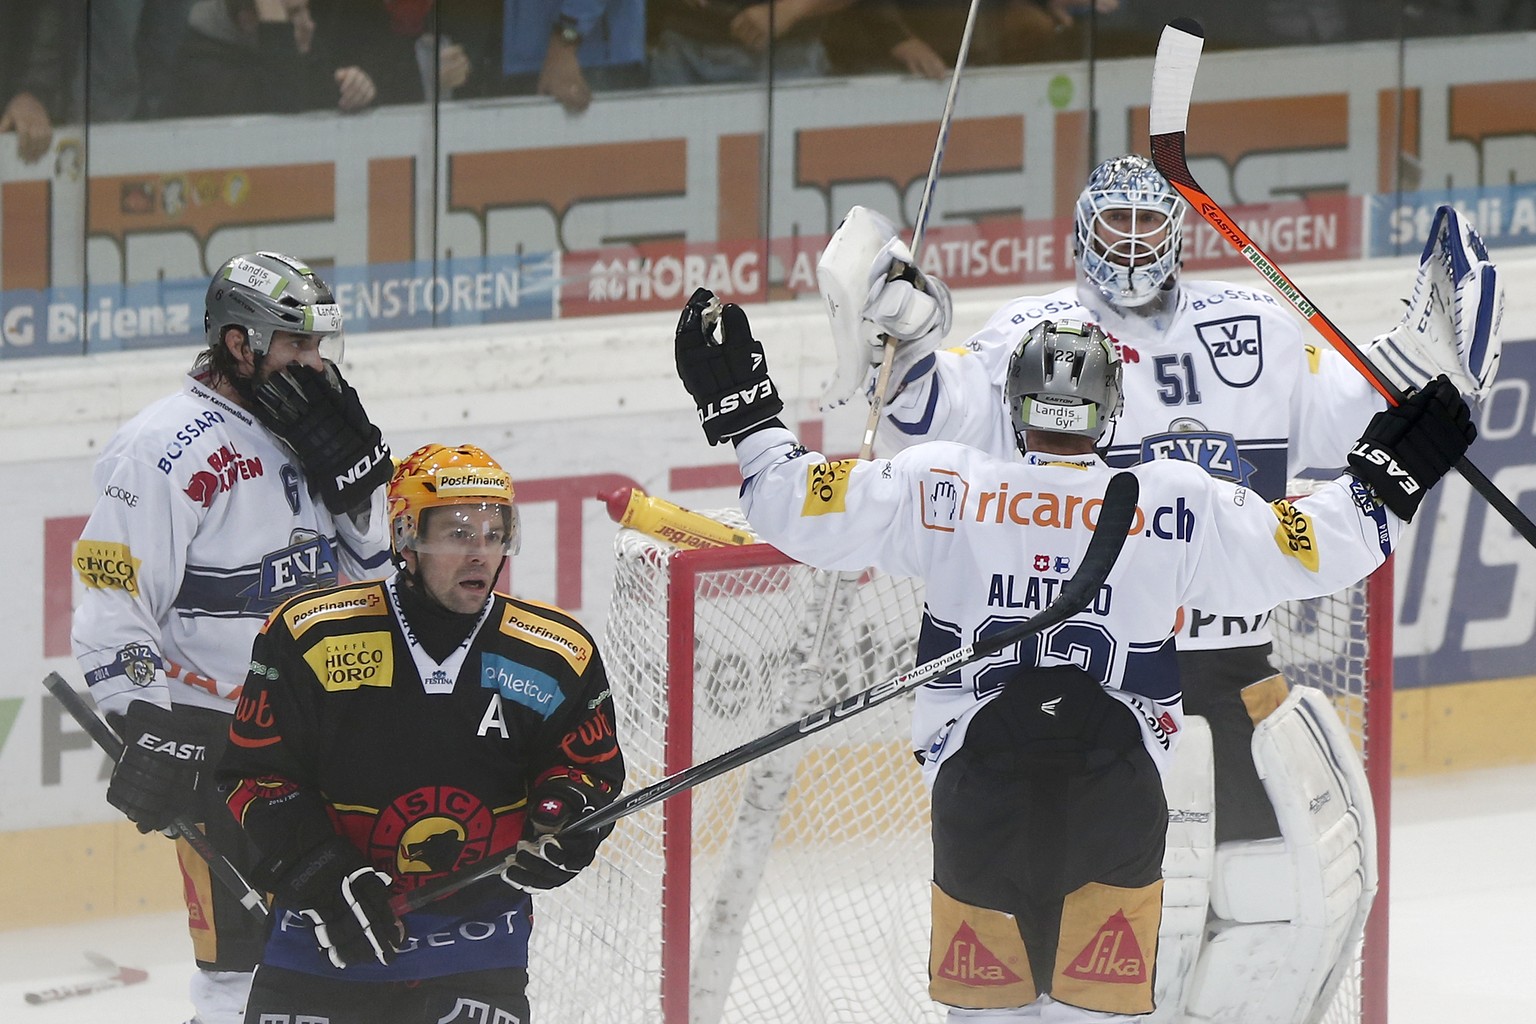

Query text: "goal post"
[528, 517, 1391, 1024]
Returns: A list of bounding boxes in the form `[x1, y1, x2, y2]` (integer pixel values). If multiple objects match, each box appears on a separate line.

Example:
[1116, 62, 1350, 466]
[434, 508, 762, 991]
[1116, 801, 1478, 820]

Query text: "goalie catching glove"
[253, 361, 392, 515]
[500, 771, 614, 892]
[1362, 203, 1503, 401]
[817, 205, 952, 408]
[675, 287, 784, 446]
[1348, 375, 1475, 522]
[260, 836, 405, 969]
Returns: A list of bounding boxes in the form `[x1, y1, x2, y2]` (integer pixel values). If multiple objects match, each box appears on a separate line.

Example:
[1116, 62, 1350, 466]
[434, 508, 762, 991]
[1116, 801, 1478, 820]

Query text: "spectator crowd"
[2, 0, 1531, 164]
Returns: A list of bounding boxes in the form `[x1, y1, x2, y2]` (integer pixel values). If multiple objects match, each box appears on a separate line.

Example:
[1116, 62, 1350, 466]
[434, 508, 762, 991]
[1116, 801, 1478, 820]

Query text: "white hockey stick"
[23, 952, 148, 1005]
[393, 472, 1141, 916]
[1149, 18, 1536, 549]
[859, 0, 986, 461]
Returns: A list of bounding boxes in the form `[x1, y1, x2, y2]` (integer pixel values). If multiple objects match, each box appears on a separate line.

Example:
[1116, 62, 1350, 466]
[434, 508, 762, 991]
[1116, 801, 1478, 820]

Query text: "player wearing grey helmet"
[817, 161, 1502, 1022]
[71, 251, 393, 1024]
[676, 286, 1474, 1024]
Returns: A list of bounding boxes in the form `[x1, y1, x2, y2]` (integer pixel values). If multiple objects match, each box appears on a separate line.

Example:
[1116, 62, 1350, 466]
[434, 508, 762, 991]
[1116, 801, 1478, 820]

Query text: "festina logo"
[1063, 911, 1146, 983]
[936, 923, 1024, 986]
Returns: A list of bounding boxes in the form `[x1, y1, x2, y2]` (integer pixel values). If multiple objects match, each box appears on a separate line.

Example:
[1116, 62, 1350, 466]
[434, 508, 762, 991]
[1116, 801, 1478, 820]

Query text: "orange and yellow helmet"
[387, 444, 519, 559]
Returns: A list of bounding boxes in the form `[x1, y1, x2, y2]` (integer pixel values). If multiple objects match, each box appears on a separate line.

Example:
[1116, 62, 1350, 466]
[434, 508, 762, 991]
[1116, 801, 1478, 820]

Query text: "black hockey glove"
[263, 836, 405, 969]
[253, 362, 391, 515]
[500, 772, 613, 892]
[105, 701, 205, 834]
[675, 287, 784, 446]
[1348, 375, 1475, 522]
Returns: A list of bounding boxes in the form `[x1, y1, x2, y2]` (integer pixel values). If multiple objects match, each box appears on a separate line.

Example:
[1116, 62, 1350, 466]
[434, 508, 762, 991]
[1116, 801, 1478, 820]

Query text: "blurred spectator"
[824, 1, 947, 78]
[88, 1, 199, 121]
[167, 0, 390, 117]
[500, 0, 647, 114]
[0, 0, 75, 163]
[649, 0, 860, 86]
[311, 0, 429, 106]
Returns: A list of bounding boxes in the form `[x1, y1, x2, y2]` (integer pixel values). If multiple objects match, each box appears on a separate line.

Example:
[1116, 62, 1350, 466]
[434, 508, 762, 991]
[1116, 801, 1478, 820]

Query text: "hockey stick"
[393, 471, 1141, 915]
[1149, 18, 1536, 548]
[41, 672, 269, 920]
[23, 952, 148, 1006]
[859, 0, 986, 460]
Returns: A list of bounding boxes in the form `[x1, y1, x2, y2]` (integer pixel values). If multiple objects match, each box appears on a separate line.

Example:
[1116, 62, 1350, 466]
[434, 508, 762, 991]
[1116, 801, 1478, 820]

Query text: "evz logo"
[1196, 316, 1263, 386]
[1141, 427, 1257, 485]
[247, 534, 339, 611]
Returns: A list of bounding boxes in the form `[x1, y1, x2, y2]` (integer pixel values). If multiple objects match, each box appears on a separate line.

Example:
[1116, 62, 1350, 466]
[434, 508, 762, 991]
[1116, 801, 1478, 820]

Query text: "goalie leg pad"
[1182, 686, 1377, 1024]
[1147, 715, 1214, 1024]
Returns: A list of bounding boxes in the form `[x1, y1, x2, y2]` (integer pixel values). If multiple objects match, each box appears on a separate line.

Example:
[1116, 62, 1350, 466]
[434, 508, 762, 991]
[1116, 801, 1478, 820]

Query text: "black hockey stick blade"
[1148, 21, 1536, 548]
[394, 471, 1141, 915]
[42, 673, 269, 919]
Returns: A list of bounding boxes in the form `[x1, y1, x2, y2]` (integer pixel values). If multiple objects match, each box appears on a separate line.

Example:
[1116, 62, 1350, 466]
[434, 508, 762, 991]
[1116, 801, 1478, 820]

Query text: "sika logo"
[935, 923, 1025, 986]
[1063, 911, 1147, 983]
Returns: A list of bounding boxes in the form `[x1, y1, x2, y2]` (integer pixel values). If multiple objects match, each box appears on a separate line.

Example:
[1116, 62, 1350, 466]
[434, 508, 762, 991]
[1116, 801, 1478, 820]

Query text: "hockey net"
[529, 511, 1391, 1024]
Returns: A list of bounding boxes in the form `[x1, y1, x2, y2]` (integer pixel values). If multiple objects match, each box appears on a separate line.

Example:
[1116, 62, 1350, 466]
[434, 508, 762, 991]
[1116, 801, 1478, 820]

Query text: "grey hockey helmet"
[1073, 155, 1186, 309]
[204, 251, 344, 357]
[1004, 319, 1122, 445]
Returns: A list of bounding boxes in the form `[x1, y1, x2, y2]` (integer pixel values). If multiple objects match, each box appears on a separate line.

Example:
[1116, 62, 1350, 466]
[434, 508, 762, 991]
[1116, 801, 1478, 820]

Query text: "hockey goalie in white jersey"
[673, 285, 1476, 1023]
[813, 159, 1502, 1023]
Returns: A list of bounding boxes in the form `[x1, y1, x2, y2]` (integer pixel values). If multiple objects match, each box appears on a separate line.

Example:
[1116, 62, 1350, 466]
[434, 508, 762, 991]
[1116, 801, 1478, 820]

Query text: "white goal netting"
[527, 509, 1390, 1024]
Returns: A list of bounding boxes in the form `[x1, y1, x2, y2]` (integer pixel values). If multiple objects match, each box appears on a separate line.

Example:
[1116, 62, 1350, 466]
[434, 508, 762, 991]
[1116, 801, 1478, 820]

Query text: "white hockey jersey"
[71, 374, 392, 717]
[733, 426, 1398, 778]
[879, 280, 1388, 651]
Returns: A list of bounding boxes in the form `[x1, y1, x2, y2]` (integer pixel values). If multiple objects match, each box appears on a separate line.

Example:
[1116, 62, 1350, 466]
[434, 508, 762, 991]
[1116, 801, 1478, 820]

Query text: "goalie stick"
[860, 0, 986, 460]
[23, 951, 148, 1006]
[1149, 18, 1536, 549]
[41, 672, 269, 920]
[393, 471, 1142, 916]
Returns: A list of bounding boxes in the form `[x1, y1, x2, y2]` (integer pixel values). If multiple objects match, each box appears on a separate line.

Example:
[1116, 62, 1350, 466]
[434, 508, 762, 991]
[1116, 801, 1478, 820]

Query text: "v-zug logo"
[1195, 316, 1263, 386]
[248, 534, 339, 611]
[482, 654, 564, 718]
[1141, 422, 1257, 486]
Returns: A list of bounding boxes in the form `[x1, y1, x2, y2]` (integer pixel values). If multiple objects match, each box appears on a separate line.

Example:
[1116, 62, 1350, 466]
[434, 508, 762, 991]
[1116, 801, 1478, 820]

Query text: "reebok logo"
[1064, 911, 1146, 983]
[1040, 696, 1062, 716]
[936, 923, 1025, 986]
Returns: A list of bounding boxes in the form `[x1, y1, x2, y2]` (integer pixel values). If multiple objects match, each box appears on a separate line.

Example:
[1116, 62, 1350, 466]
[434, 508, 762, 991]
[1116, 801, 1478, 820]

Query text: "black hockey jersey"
[221, 574, 623, 982]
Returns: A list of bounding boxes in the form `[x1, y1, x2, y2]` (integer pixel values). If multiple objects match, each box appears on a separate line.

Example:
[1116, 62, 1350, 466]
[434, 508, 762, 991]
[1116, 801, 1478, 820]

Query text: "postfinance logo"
[306, 631, 393, 691]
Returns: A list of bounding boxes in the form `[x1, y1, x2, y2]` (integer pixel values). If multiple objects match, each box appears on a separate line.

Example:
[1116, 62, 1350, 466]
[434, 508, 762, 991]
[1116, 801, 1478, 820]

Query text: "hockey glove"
[105, 701, 205, 835]
[1348, 375, 1475, 522]
[253, 362, 391, 515]
[861, 237, 952, 396]
[265, 836, 405, 969]
[675, 287, 784, 446]
[500, 772, 613, 892]
[1361, 204, 1503, 402]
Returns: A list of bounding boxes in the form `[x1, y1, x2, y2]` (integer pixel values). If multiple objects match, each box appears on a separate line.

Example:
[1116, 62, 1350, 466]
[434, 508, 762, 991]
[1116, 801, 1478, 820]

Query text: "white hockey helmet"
[1004, 319, 1123, 447]
[1073, 155, 1186, 309]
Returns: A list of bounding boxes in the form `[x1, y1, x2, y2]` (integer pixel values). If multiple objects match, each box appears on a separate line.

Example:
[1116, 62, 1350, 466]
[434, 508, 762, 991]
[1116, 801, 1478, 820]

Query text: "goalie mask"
[388, 444, 521, 563]
[1074, 155, 1186, 309]
[204, 251, 345, 364]
[1004, 319, 1123, 448]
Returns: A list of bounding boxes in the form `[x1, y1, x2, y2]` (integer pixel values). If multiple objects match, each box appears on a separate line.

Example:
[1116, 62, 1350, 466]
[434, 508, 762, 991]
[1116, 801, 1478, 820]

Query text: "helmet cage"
[205, 251, 345, 362]
[1074, 156, 1186, 309]
[1004, 319, 1123, 445]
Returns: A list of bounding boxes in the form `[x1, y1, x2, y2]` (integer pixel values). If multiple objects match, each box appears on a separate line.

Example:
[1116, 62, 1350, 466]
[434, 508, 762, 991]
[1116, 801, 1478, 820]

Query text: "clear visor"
[409, 503, 520, 557]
